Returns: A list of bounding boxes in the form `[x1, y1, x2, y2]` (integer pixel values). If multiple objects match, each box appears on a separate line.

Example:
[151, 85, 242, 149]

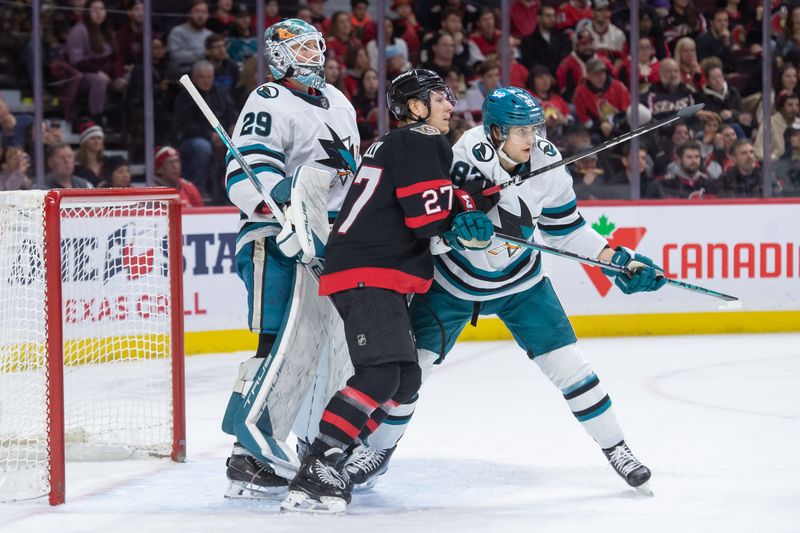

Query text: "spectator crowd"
[2, 0, 800, 202]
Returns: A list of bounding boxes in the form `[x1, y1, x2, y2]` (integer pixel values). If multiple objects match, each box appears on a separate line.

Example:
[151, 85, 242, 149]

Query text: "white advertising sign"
[179, 200, 800, 333]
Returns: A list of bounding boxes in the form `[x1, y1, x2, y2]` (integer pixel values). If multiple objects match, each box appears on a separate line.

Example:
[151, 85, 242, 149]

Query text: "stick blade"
[678, 103, 705, 118]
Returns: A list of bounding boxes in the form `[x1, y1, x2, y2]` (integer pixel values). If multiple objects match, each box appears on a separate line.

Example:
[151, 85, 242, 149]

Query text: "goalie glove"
[601, 246, 667, 294]
[274, 204, 314, 264]
[443, 210, 495, 251]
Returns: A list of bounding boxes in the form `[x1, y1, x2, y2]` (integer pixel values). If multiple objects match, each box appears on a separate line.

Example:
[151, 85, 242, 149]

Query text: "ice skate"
[603, 441, 653, 496]
[280, 447, 351, 515]
[345, 444, 396, 491]
[224, 443, 288, 499]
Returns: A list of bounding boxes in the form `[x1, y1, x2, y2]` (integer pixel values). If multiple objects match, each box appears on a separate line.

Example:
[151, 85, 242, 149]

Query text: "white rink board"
[179, 201, 800, 333]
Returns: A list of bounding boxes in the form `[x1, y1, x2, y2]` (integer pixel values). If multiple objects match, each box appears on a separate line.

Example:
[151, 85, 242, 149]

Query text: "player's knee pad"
[346, 363, 402, 405]
[392, 362, 422, 404]
[221, 357, 267, 435]
[534, 343, 594, 390]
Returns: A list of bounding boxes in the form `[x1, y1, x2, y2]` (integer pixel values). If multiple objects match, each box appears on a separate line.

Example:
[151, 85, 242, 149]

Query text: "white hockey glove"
[275, 204, 314, 264]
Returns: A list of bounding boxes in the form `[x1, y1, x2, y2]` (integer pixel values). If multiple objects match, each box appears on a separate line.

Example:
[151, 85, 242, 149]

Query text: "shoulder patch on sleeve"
[256, 85, 280, 99]
[410, 124, 441, 135]
[536, 139, 557, 157]
[471, 142, 495, 162]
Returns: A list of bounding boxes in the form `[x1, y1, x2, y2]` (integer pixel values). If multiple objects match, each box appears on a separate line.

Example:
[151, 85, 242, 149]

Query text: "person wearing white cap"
[74, 120, 105, 185]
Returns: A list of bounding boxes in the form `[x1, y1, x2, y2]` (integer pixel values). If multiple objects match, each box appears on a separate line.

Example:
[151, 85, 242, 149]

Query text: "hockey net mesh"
[0, 191, 176, 502]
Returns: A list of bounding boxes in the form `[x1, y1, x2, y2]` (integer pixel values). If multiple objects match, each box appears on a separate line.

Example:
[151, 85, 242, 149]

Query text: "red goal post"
[0, 189, 186, 505]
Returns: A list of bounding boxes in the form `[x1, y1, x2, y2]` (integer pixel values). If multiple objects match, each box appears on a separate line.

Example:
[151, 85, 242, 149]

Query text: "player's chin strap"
[496, 138, 519, 167]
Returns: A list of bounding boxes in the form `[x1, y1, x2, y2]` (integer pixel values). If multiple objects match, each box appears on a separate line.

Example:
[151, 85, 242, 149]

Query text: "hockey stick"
[483, 103, 706, 196]
[179, 75, 286, 225]
[179, 75, 326, 277]
[493, 231, 741, 307]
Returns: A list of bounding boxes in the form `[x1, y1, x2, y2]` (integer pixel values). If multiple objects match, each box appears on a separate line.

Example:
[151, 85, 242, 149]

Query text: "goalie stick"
[178, 75, 327, 277]
[482, 103, 706, 196]
[493, 231, 741, 307]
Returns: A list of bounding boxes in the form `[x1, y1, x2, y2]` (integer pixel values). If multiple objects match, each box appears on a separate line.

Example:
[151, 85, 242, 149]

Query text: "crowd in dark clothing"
[2, 0, 800, 202]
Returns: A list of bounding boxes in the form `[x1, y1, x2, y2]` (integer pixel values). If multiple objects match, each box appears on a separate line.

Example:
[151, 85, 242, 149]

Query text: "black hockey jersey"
[320, 122, 473, 296]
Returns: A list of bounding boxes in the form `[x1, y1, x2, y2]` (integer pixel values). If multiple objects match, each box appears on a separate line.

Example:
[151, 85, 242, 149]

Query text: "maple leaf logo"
[583, 214, 647, 296]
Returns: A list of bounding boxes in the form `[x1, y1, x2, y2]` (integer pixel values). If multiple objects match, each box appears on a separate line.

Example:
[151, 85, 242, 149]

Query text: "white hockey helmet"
[264, 19, 326, 89]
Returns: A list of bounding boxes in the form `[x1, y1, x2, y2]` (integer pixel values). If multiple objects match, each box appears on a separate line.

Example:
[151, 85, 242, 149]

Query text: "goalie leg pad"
[221, 357, 268, 436]
[535, 343, 624, 449]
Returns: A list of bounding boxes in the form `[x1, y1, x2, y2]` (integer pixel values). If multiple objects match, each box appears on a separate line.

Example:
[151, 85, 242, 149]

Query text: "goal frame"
[41, 188, 186, 505]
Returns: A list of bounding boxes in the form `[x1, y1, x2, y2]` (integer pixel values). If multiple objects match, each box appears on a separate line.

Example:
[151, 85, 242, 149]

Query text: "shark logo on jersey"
[257, 85, 279, 99]
[537, 139, 557, 157]
[316, 123, 358, 185]
[491, 198, 535, 258]
[472, 142, 494, 162]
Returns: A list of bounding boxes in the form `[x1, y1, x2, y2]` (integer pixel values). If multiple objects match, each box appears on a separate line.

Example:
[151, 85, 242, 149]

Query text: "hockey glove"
[270, 177, 293, 207]
[443, 211, 495, 251]
[274, 205, 313, 264]
[601, 246, 667, 294]
[457, 178, 501, 213]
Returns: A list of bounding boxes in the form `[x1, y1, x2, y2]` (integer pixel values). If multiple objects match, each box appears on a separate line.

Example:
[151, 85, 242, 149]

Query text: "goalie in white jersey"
[219, 19, 360, 497]
[345, 87, 666, 495]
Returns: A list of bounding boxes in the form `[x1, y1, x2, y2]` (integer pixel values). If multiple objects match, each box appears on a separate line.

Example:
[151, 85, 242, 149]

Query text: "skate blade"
[351, 477, 378, 492]
[280, 490, 347, 515]
[224, 480, 288, 500]
[634, 482, 654, 497]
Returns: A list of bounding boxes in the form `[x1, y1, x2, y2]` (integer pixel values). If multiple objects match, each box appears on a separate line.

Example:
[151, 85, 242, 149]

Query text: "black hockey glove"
[457, 178, 500, 213]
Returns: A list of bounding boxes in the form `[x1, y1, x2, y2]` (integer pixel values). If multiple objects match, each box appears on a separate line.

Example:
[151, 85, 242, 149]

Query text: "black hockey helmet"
[387, 69, 456, 120]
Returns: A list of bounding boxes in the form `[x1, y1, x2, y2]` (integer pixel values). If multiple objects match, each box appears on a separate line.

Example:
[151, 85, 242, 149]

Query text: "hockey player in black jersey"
[280, 69, 495, 515]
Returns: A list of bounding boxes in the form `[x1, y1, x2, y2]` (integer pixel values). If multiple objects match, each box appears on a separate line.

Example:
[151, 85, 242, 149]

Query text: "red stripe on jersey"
[365, 418, 379, 433]
[321, 410, 361, 438]
[395, 179, 451, 199]
[319, 267, 433, 296]
[341, 386, 379, 411]
[404, 209, 449, 229]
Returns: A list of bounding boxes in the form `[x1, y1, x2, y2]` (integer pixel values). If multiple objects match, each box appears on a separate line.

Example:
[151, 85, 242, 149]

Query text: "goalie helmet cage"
[0, 189, 186, 506]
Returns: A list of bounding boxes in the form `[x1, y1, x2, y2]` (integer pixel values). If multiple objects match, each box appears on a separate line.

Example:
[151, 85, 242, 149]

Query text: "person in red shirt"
[556, 0, 592, 31]
[154, 146, 204, 207]
[556, 27, 615, 100]
[573, 57, 631, 140]
[467, 9, 502, 65]
[350, 0, 377, 43]
[510, 0, 540, 38]
[326, 11, 361, 61]
[392, 0, 423, 63]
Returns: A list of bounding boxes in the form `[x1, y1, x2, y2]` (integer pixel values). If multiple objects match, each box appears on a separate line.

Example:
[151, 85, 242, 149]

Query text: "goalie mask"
[264, 19, 326, 89]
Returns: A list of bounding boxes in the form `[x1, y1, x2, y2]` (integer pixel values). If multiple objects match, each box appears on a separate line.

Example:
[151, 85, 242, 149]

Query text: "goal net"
[0, 189, 185, 505]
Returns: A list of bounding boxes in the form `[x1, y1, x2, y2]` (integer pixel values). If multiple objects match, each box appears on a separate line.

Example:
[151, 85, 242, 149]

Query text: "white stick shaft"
[178, 74, 286, 226]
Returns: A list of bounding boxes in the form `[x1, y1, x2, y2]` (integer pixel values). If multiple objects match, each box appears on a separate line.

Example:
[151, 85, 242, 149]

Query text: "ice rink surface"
[1, 333, 798, 533]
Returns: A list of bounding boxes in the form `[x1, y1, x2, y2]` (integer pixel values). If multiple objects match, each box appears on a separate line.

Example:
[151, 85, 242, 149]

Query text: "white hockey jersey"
[225, 82, 360, 252]
[435, 126, 608, 301]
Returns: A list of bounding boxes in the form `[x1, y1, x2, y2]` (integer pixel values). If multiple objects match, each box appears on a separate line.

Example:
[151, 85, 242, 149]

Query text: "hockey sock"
[316, 364, 403, 450]
[317, 386, 381, 450]
[535, 344, 624, 449]
[357, 399, 400, 442]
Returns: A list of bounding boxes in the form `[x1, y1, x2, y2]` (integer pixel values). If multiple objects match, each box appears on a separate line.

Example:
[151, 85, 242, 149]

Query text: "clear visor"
[429, 87, 458, 108]
[508, 124, 547, 140]
[283, 33, 326, 67]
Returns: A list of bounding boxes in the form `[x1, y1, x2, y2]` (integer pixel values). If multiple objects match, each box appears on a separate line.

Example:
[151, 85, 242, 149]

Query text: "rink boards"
[178, 200, 800, 354]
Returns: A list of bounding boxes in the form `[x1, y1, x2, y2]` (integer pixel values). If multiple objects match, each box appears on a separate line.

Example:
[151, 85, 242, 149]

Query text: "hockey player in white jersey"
[219, 19, 360, 497]
[345, 87, 665, 494]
